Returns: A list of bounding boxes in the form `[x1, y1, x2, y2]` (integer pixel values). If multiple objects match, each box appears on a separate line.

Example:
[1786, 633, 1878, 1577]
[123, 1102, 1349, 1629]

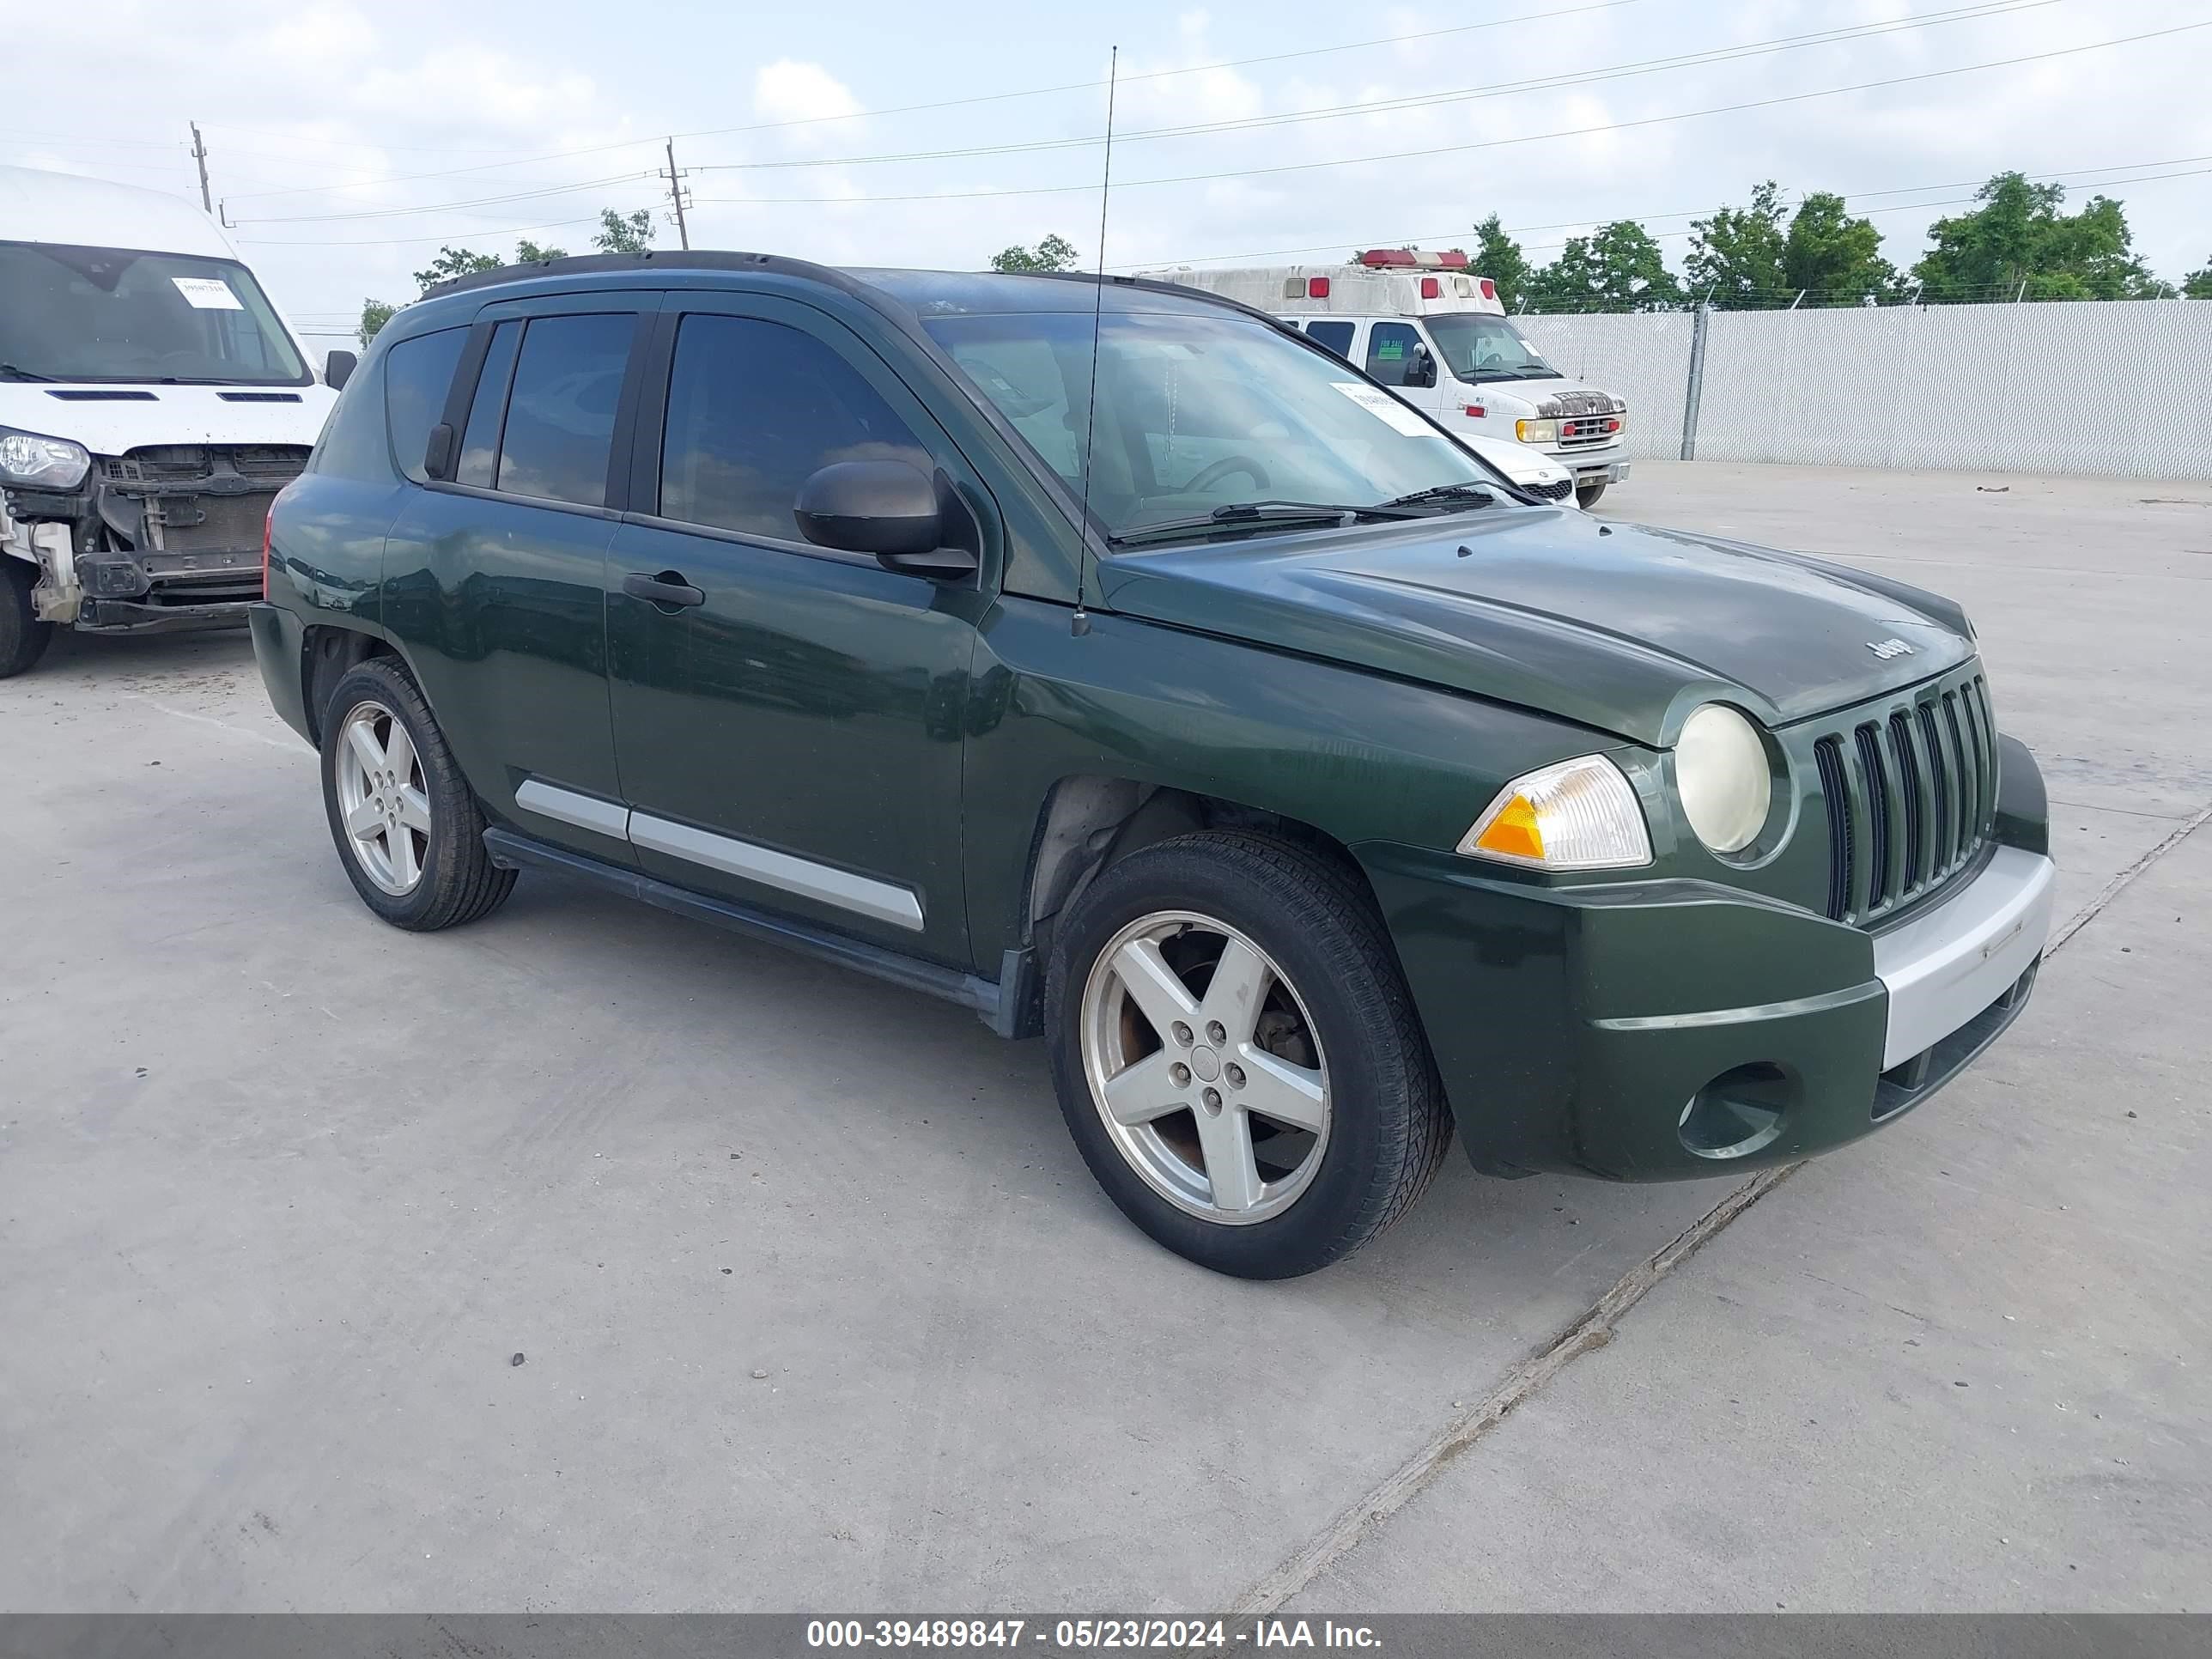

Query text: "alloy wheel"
[1079, 909, 1332, 1224]
[334, 701, 431, 896]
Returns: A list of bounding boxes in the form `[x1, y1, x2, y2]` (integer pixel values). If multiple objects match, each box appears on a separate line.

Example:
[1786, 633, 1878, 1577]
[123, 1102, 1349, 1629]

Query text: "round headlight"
[1676, 703, 1771, 854]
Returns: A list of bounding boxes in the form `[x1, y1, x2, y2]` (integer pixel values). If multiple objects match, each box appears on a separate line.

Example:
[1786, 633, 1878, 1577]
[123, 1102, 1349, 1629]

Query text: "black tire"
[1045, 830, 1453, 1279]
[0, 556, 54, 679]
[319, 656, 515, 931]
[1575, 480, 1608, 509]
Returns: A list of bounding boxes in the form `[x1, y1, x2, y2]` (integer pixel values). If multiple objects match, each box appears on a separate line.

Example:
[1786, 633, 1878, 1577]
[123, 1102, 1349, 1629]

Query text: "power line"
[687, 0, 2063, 175]
[234, 212, 618, 249]
[212, 0, 1649, 205]
[229, 171, 656, 227]
[684, 20, 2211, 209]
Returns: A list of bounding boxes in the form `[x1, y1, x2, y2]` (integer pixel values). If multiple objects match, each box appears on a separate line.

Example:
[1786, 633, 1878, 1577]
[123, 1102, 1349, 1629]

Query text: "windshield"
[0, 240, 308, 386]
[923, 308, 1503, 541]
[1424, 314, 1560, 384]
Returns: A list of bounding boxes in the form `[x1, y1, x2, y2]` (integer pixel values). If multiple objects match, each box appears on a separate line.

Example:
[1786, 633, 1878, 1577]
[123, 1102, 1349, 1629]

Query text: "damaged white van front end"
[1, 165, 337, 677]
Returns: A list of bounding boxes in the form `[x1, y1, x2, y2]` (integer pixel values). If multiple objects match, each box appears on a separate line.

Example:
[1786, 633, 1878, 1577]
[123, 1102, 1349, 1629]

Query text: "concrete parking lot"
[3, 462, 2207, 1613]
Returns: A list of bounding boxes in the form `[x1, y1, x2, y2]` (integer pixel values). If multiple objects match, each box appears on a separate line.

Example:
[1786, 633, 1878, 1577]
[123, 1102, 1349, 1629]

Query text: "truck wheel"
[320, 657, 515, 931]
[0, 556, 54, 678]
[1575, 480, 1608, 509]
[1046, 831, 1453, 1279]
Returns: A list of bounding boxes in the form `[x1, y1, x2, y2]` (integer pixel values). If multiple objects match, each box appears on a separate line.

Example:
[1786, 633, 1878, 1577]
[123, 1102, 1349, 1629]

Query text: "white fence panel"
[1516, 312, 1693, 460]
[1528, 299, 2212, 479]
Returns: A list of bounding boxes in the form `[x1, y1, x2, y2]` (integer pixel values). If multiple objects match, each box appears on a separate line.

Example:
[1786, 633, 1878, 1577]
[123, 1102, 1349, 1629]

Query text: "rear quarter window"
[383, 326, 468, 483]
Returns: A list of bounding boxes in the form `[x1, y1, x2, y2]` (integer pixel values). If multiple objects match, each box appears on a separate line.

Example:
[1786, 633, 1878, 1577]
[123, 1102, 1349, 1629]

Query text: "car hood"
[1097, 507, 1975, 747]
[0, 382, 336, 454]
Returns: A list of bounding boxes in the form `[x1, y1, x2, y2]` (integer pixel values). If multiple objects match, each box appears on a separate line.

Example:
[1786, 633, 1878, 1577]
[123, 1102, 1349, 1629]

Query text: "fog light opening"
[1679, 1062, 1793, 1159]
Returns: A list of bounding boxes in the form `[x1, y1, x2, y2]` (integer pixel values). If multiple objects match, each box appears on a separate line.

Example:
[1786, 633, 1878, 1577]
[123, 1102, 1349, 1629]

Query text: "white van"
[1139, 251, 1631, 510]
[1, 165, 340, 676]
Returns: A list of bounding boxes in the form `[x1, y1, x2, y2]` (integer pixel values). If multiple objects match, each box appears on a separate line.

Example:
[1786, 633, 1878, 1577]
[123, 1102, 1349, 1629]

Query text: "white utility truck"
[1140, 249, 1631, 510]
[1, 165, 342, 676]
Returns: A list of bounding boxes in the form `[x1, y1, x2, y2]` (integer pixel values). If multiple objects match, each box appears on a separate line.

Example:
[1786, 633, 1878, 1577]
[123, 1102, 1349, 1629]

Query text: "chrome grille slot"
[1813, 665, 1996, 924]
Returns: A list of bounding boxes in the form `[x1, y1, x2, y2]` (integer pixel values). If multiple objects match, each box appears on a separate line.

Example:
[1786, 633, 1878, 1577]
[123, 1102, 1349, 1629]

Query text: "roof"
[0, 164, 239, 259]
[415, 251, 1283, 326]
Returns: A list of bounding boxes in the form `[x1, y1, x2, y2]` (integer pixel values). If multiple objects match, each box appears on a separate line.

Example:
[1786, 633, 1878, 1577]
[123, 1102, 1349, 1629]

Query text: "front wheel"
[1045, 832, 1453, 1279]
[320, 657, 515, 931]
[1575, 480, 1608, 509]
[0, 556, 54, 679]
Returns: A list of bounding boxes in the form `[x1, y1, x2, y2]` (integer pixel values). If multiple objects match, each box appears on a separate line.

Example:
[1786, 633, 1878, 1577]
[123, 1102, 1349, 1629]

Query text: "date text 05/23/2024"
[805, 1620, 1382, 1650]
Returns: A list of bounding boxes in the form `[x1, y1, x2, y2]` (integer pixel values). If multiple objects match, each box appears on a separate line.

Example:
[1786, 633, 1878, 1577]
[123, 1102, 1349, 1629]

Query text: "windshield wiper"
[1376, 482, 1498, 513]
[0, 362, 59, 382]
[1108, 499, 1422, 546]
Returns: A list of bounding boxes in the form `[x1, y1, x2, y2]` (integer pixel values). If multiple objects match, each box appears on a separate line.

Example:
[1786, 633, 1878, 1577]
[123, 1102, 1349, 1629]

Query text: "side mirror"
[794, 461, 977, 577]
[325, 349, 358, 391]
[1407, 345, 1438, 389]
[423, 422, 455, 480]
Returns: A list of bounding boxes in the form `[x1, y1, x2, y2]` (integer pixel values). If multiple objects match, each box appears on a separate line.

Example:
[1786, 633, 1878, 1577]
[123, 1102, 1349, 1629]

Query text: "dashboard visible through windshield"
[924, 308, 1509, 543]
[0, 240, 309, 386]
[1423, 313, 1561, 385]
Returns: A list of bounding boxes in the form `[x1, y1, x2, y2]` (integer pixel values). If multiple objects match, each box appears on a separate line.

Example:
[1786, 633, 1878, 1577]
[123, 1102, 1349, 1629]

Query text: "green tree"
[1912, 173, 2172, 301]
[358, 297, 398, 347]
[412, 246, 501, 293]
[1468, 213, 1534, 312]
[2185, 260, 2212, 300]
[1685, 180, 1788, 307]
[1782, 191, 1899, 305]
[989, 234, 1080, 273]
[514, 238, 569, 264]
[1532, 221, 1682, 313]
[592, 208, 657, 255]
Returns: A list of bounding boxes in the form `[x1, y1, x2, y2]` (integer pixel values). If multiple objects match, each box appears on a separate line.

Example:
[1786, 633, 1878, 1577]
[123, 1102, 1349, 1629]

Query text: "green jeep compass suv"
[252, 253, 2054, 1278]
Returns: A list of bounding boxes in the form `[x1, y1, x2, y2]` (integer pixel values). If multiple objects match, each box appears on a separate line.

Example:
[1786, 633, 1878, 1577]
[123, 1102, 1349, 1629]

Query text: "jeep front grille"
[1813, 668, 1998, 924]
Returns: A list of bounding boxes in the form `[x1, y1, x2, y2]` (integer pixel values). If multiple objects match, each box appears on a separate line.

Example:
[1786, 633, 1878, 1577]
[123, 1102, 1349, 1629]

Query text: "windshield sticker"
[171, 276, 244, 311]
[1330, 382, 1432, 437]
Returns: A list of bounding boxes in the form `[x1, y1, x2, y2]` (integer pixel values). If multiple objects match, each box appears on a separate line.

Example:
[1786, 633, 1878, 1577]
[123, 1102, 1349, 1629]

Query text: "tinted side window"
[456, 320, 521, 489]
[311, 352, 391, 480]
[495, 313, 635, 507]
[1305, 319, 1355, 359]
[384, 326, 467, 483]
[1364, 322, 1423, 386]
[659, 314, 929, 542]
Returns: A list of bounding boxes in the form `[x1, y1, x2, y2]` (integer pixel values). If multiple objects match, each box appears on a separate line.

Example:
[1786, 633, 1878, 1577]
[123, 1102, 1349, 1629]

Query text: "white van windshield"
[924, 308, 1502, 542]
[1424, 314, 1560, 384]
[0, 240, 308, 386]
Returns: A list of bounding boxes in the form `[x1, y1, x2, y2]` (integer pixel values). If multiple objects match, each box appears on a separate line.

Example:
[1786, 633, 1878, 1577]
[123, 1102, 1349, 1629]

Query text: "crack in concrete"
[1233, 799, 2212, 1614]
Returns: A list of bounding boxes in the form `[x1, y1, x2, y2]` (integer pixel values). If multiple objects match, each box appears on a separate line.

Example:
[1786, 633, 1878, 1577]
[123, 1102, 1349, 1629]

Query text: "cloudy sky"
[9, 0, 2210, 348]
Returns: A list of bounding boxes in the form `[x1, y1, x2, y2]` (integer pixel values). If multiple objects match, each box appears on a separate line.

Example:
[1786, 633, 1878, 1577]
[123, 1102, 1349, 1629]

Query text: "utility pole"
[663, 138, 691, 251]
[189, 122, 212, 213]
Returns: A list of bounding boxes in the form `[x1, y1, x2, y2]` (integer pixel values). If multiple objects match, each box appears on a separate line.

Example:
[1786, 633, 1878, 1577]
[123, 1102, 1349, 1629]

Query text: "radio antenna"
[1071, 44, 1119, 639]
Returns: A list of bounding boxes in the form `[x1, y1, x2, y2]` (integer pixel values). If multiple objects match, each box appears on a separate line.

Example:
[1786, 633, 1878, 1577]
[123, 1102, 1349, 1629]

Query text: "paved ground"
[1, 463, 2206, 1613]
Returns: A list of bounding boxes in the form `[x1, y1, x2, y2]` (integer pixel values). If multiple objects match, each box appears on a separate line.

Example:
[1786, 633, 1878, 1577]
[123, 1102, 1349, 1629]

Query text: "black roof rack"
[419, 251, 1297, 335]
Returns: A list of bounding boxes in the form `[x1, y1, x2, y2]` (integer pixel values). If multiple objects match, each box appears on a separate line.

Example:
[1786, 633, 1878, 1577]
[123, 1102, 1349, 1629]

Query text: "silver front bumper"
[1873, 845, 2056, 1069]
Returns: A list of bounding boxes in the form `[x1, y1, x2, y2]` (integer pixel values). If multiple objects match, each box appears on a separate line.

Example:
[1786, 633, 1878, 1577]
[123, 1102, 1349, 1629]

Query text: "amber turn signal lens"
[1473, 794, 1545, 861]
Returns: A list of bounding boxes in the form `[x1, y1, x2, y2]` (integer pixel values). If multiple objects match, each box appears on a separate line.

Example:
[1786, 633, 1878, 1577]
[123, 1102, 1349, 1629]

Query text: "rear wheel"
[0, 556, 54, 679]
[1575, 480, 1608, 509]
[1046, 831, 1452, 1279]
[320, 657, 515, 930]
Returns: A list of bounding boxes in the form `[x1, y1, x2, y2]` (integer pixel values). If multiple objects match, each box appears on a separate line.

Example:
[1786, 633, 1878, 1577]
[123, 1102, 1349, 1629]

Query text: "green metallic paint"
[252, 257, 2057, 1191]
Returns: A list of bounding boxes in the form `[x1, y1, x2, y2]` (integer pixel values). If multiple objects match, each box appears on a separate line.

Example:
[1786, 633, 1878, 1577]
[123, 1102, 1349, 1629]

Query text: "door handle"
[623, 570, 705, 609]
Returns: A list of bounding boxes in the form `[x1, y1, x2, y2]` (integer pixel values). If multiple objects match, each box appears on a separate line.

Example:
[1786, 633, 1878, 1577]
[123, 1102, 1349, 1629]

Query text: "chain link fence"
[1517, 299, 2212, 479]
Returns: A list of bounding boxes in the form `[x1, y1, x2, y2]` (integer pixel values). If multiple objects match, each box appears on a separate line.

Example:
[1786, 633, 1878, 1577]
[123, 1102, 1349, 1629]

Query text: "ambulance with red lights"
[1140, 249, 1631, 509]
